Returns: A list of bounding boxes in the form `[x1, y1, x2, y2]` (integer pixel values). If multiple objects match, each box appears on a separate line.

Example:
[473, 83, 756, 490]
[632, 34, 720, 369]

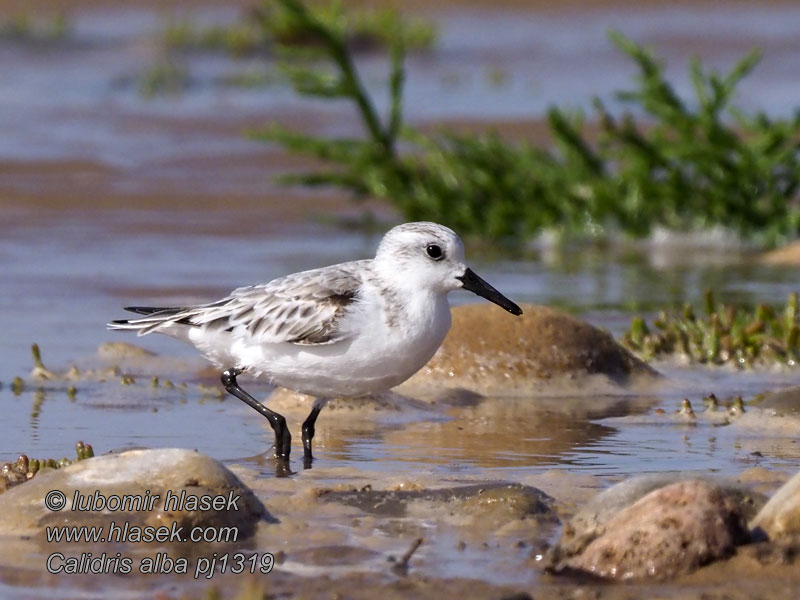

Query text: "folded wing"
[108, 261, 366, 346]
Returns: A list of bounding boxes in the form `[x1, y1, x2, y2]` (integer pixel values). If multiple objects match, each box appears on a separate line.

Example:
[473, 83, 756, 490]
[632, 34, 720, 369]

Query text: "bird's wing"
[113, 261, 367, 346]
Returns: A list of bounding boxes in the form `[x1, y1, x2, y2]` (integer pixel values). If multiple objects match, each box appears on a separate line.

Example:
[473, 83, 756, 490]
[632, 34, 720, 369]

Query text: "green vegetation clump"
[161, 1, 436, 56]
[260, 0, 436, 51]
[622, 291, 800, 367]
[161, 18, 262, 57]
[2, 442, 95, 488]
[258, 0, 800, 246]
[218, 66, 281, 88]
[0, 12, 70, 42]
[138, 57, 192, 98]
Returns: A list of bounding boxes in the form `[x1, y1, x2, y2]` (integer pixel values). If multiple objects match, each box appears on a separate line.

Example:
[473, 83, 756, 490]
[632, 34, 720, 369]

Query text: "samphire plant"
[255, 0, 800, 246]
[622, 290, 800, 367]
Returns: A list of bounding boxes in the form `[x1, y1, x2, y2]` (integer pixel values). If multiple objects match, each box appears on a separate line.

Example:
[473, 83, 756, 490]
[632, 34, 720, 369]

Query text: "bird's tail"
[107, 306, 192, 336]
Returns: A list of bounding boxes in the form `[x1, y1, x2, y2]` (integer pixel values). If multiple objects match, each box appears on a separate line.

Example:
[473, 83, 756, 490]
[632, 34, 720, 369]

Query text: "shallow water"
[2, 3, 800, 170]
[3, 207, 800, 479]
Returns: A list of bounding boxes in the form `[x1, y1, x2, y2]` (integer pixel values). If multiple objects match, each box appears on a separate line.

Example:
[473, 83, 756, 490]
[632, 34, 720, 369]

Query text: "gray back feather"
[115, 260, 368, 345]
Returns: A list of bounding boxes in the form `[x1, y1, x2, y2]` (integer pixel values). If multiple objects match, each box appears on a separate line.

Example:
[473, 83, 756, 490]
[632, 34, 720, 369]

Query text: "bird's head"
[373, 222, 522, 316]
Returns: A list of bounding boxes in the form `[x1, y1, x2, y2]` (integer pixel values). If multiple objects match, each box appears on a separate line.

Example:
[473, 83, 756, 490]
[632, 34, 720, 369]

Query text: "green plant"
[256, 0, 800, 245]
[251, 0, 405, 205]
[138, 57, 191, 98]
[622, 290, 800, 367]
[160, 1, 436, 56]
[0, 12, 70, 42]
[581, 33, 800, 243]
[2, 442, 95, 488]
[218, 66, 280, 88]
[259, 0, 435, 51]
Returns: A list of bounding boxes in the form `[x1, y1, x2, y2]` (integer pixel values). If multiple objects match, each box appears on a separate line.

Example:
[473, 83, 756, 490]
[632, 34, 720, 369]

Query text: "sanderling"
[109, 222, 522, 463]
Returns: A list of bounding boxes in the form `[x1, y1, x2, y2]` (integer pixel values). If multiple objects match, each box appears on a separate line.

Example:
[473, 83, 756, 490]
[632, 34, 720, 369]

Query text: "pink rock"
[563, 480, 747, 580]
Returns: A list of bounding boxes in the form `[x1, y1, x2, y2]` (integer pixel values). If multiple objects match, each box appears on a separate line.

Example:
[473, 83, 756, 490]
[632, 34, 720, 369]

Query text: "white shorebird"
[109, 222, 522, 463]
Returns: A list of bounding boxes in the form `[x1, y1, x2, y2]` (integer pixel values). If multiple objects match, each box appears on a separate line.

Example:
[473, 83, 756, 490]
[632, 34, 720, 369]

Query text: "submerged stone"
[758, 386, 800, 416]
[0, 448, 273, 541]
[557, 480, 749, 580]
[319, 482, 556, 525]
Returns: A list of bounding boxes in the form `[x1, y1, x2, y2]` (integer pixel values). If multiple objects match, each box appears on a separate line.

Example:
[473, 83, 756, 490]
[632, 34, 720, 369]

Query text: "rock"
[751, 469, 800, 541]
[0, 448, 272, 541]
[758, 387, 800, 416]
[555, 473, 687, 558]
[553, 473, 765, 560]
[557, 480, 749, 580]
[96, 342, 156, 361]
[402, 304, 657, 395]
[319, 483, 557, 528]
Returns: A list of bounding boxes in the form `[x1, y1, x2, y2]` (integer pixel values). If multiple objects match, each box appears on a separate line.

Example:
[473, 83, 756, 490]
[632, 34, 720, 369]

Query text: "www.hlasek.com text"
[46, 519, 239, 544]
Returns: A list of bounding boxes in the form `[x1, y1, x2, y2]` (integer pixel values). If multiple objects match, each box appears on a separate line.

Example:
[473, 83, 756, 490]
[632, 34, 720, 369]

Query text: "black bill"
[457, 268, 523, 316]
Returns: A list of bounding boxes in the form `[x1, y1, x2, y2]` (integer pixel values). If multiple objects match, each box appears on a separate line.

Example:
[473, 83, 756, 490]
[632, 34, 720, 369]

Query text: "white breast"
[222, 285, 452, 398]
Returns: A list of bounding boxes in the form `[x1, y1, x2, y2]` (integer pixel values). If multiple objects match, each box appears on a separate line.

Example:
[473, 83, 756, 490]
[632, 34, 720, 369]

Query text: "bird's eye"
[426, 244, 444, 261]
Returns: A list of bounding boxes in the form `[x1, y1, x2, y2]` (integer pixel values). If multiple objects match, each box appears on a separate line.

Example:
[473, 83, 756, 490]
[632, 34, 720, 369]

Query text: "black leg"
[221, 368, 291, 460]
[301, 405, 322, 462]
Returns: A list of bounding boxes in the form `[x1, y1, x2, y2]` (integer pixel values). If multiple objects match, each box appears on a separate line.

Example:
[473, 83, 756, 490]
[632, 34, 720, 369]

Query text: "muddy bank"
[0, 162, 372, 220]
[760, 240, 800, 265]
[2, 336, 800, 598]
[2, 448, 800, 599]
